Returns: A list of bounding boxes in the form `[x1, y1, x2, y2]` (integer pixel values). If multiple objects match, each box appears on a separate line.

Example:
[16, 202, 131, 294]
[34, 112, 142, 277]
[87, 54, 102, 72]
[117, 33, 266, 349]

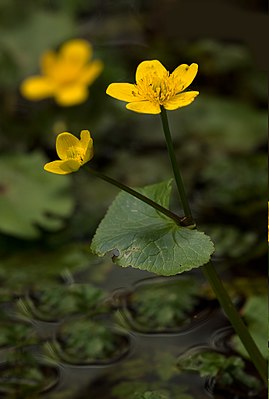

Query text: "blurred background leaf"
[0, 151, 74, 238]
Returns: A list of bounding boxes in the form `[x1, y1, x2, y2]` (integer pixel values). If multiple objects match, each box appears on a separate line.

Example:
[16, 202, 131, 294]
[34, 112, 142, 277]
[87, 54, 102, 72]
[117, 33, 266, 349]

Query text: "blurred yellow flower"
[106, 60, 199, 114]
[44, 130, 93, 174]
[20, 39, 103, 106]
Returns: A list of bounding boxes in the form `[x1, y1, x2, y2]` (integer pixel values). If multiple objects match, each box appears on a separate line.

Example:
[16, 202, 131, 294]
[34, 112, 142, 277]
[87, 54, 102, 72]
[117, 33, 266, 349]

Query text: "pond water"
[0, 259, 266, 399]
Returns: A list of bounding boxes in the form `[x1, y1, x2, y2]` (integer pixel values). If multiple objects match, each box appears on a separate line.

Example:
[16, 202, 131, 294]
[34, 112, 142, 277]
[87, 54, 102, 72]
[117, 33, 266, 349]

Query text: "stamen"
[67, 146, 84, 163]
[136, 74, 176, 105]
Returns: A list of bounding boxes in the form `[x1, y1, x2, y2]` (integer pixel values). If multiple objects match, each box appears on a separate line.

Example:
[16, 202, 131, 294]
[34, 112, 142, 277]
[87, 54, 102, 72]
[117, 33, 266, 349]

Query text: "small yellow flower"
[44, 130, 93, 175]
[20, 39, 103, 106]
[106, 60, 199, 114]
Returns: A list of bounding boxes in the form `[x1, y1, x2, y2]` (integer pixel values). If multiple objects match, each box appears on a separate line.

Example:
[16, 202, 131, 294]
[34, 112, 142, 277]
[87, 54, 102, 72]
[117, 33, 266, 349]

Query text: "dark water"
[0, 261, 266, 399]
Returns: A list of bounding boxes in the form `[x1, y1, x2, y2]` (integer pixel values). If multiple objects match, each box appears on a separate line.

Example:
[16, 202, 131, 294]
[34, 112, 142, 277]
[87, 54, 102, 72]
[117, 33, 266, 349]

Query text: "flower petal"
[163, 91, 199, 110]
[56, 132, 80, 160]
[80, 130, 94, 163]
[135, 60, 168, 82]
[79, 60, 104, 85]
[106, 83, 140, 102]
[20, 76, 55, 100]
[126, 100, 161, 114]
[40, 51, 57, 76]
[44, 159, 80, 175]
[60, 39, 92, 65]
[55, 85, 88, 106]
[170, 63, 198, 93]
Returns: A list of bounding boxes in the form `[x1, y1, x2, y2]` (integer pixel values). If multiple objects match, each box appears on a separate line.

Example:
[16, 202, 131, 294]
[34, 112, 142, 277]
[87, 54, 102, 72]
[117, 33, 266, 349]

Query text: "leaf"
[91, 181, 214, 276]
[0, 152, 74, 238]
[178, 351, 261, 391]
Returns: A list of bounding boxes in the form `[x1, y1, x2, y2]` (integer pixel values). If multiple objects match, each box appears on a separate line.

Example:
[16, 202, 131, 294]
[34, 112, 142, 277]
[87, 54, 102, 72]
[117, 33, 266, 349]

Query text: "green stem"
[160, 107, 267, 383]
[85, 167, 190, 227]
[202, 262, 267, 383]
[160, 108, 193, 220]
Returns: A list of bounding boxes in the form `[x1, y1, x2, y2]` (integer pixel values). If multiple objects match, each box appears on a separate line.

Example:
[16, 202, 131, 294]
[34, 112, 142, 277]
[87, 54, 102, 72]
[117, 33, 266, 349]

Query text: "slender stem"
[202, 262, 267, 383]
[160, 108, 193, 219]
[160, 108, 267, 383]
[85, 166, 190, 227]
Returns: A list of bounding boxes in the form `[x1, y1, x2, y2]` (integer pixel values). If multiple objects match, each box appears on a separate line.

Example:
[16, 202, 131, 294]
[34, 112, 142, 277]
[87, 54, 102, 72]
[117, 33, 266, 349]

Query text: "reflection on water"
[0, 264, 265, 399]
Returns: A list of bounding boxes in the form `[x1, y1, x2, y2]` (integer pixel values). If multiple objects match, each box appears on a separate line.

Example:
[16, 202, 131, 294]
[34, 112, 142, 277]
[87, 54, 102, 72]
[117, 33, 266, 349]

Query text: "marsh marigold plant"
[44, 130, 93, 174]
[106, 60, 199, 114]
[20, 39, 103, 106]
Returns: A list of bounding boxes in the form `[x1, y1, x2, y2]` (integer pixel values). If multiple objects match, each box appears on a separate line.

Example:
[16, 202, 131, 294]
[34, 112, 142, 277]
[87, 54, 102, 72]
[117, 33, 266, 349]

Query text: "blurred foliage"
[0, 9, 76, 87]
[203, 225, 257, 259]
[125, 277, 200, 331]
[107, 352, 193, 399]
[0, 349, 58, 398]
[112, 382, 193, 399]
[188, 96, 266, 153]
[133, 392, 168, 399]
[0, 244, 92, 295]
[200, 155, 266, 212]
[0, 322, 37, 348]
[231, 295, 267, 359]
[49, 318, 128, 364]
[224, 277, 267, 298]
[17, 283, 106, 321]
[178, 351, 261, 392]
[0, 152, 74, 239]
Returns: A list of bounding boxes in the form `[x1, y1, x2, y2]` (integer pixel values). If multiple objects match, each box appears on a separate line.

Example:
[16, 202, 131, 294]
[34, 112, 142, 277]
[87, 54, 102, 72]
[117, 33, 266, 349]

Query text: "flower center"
[67, 146, 84, 163]
[136, 74, 176, 105]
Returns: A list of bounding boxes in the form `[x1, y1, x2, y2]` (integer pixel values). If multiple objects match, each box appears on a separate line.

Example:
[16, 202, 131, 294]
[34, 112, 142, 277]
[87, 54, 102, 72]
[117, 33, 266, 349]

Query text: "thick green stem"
[160, 108, 267, 383]
[202, 262, 267, 383]
[85, 167, 189, 227]
[160, 108, 193, 220]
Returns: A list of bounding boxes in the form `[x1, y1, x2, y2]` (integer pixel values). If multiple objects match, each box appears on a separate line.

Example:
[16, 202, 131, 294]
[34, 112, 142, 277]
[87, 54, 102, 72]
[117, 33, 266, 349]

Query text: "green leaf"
[91, 181, 214, 276]
[0, 152, 74, 238]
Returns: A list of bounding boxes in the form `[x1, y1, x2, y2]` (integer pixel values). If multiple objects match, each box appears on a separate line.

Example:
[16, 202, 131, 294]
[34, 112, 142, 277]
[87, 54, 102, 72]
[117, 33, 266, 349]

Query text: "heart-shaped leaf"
[91, 181, 214, 276]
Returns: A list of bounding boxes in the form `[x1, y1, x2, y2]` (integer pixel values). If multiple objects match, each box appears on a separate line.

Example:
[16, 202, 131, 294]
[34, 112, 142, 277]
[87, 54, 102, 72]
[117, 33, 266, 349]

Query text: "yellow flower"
[106, 60, 199, 114]
[44, 130, 93, 174]
[20, 39, 103, 106]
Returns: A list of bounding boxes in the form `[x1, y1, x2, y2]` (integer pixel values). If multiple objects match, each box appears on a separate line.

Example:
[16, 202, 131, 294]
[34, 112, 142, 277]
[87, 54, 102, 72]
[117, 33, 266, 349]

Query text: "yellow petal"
[20, 76, 55, 100]
[44, 159, 80, 174]
[163, 91, 199, 110]
[56, 132, 80, 160]
[55, 85, 88, 106]
[79, 60, 104, 85]
[40, 51, 57, 76]
[135, 60, 168, 82]
[60, 39, 92, 65]
[126, 100, 161, 114]
[106, 83, 140, 102]
[80, 130, 94, 163]
[170, 63, 198, 93]
[80, 129, 92, 145]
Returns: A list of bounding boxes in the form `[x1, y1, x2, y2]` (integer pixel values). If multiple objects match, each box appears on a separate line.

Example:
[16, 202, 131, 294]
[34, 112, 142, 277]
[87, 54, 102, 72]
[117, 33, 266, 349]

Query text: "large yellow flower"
[106, 60, 199, 114]
[44, 130, 93, 174]
[20, 39, 103, 106]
